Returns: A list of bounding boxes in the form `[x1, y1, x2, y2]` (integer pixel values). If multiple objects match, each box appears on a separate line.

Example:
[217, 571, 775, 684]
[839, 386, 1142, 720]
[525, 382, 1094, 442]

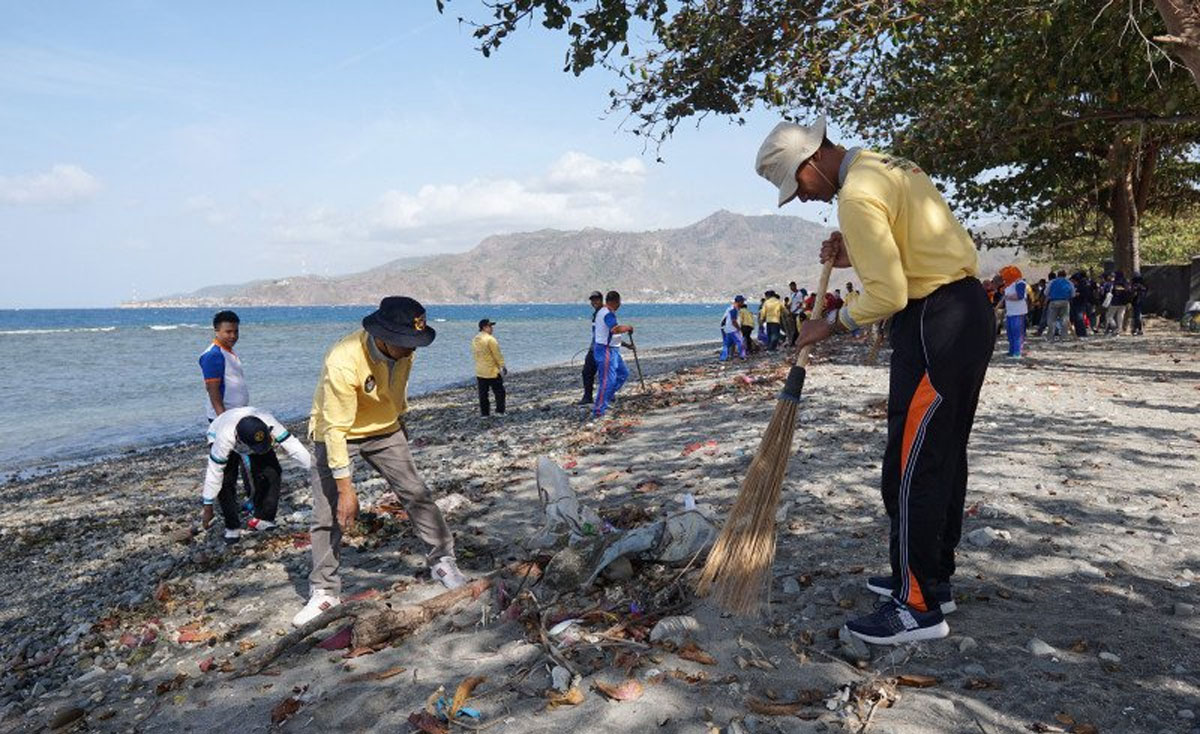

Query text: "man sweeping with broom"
[754, 117, 994, 645]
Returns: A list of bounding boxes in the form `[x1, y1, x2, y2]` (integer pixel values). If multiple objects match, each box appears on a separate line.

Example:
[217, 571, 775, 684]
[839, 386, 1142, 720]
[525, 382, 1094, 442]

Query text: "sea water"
[0, 303, 728, 476]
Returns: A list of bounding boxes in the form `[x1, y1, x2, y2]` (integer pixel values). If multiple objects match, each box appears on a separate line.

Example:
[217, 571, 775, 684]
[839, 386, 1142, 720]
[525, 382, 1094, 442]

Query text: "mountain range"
[125, 211, 1027, 306]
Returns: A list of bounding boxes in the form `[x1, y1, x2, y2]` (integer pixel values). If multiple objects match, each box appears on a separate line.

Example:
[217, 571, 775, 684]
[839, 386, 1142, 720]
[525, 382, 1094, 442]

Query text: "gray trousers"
[1046, 300, 1070, 339]
[309, 430, 454, 595]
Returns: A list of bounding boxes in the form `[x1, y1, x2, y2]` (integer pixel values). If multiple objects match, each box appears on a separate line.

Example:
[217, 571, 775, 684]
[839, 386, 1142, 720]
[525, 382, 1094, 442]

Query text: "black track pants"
[881, 277, 995, 612]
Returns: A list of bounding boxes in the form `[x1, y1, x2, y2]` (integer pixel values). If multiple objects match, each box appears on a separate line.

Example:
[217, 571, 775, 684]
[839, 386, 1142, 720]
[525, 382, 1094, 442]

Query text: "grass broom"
[696, 259, 835, 614]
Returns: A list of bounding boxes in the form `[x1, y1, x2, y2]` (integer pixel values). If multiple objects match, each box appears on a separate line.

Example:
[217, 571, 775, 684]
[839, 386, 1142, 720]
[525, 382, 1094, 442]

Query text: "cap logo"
[413, 314, 426, 331]
[254, 430, 265, 443]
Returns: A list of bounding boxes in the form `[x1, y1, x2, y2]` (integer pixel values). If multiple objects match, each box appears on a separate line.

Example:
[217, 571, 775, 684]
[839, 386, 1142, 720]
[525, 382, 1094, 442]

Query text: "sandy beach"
[1, 325, 1198, 734]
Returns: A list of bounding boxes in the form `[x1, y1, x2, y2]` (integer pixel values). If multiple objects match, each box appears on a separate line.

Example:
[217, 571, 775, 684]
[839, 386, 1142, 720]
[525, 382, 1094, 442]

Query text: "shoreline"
[0, 339, 714, 485]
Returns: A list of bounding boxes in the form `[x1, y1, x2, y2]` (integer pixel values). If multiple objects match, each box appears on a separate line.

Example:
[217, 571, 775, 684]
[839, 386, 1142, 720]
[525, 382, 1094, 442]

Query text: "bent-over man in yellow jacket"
[471, 318, 506, 416]
[757, 117, 994, 646]
[294, 296, 466, 627]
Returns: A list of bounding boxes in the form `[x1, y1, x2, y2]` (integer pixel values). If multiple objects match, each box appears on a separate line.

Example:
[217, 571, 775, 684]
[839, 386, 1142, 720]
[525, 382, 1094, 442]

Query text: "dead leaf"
[271, 697, 302, 724]
[1068, 639, 1088, 653]
[1055, 713, 1076, 726]
[677, 642, 717, 666]
[345, 665, 407, 683]
[316, 625, 352, 650]
[237, 640, 257, 653]
[593, 678, 644, 702]
[896, 673, 939, 688]
[1071, 724, 1099, 734]
[450, 676, 487, 717]
[963, 677, 1001, 690]
[545, 686, 585, 709]
[668, 669, 709, 684]
[153, 582, 171, 603]
[634, 479, 661, 493]
[745, 694, 822, 718]
[406, 711, 448, 734]
[155, 673, 188, 695]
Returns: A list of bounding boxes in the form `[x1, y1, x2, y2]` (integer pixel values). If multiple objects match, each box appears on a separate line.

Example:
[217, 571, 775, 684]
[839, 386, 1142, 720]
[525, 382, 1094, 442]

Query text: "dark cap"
[734, 295, 746, 303]
[478, 318, 496, 330]
[588, 291, 603, 300]
[362, 296, 436, 348]
[235, 416, 273, 454]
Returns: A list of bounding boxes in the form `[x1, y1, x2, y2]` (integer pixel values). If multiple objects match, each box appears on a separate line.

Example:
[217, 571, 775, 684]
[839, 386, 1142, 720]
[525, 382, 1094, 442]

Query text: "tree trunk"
[1111, 170, 1141, 275]
[1152, 0, 1200, 93]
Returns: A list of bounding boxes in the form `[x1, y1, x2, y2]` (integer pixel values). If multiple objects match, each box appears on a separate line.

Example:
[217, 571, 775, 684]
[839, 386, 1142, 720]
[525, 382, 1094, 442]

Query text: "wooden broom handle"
[794, 258, 837, 368]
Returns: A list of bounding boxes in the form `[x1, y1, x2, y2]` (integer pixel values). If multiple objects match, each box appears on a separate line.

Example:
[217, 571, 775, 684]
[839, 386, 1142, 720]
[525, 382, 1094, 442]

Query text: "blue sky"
[0, 2, 845, 308]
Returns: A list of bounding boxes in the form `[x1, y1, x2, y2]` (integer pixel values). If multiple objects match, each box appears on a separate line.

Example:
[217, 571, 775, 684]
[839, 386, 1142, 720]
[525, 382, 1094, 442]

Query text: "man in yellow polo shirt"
[294, 296, 465, 627]
[757, 117, 994, 646]
[760, 290, 784, 351]
[471, 318, 507, 416]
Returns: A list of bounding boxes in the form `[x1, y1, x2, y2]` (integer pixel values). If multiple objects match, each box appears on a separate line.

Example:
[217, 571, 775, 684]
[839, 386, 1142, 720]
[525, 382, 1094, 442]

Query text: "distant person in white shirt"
[201, 407, 311, 544]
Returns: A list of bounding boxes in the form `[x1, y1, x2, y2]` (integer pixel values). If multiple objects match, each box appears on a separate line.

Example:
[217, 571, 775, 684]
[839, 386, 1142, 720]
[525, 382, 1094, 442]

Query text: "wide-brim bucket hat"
[362, 296, 436, 348]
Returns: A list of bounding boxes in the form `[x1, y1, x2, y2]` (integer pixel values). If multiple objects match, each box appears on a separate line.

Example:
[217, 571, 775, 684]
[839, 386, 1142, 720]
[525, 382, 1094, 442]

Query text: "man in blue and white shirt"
[592, 290, 634, 417]
[201, 406, 311, 543]
[199, 310, 249, 420]
[720, 296, 748, 361]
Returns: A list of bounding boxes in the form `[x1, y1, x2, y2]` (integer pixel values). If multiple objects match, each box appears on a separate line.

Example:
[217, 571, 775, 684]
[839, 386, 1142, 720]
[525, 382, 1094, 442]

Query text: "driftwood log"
[234, 578, 492, 678]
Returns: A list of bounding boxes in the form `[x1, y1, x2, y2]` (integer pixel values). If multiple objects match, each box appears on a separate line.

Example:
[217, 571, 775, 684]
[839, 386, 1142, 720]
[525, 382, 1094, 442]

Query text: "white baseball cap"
[754, 116, 827, 207]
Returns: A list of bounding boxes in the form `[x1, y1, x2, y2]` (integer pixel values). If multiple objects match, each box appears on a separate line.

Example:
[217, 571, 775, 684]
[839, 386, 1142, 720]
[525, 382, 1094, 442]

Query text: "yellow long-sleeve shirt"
[738, 307, 755, 328]
[471, 332, 505, 378]
[837, 150, 979, 329]
[309, 329, 413, 478]
[761, 297, 784, 324]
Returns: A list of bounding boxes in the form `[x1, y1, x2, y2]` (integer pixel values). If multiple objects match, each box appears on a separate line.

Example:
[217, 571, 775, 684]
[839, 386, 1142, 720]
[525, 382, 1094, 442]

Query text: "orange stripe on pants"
[899, 373, 939, 612]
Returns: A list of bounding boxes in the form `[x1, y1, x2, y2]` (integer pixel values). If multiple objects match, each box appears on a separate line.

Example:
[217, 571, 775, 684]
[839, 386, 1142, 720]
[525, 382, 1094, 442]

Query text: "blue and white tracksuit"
[720, 306, 746, 361]
[592, 306, 628, 417]
[1003, 280, 1028, 357]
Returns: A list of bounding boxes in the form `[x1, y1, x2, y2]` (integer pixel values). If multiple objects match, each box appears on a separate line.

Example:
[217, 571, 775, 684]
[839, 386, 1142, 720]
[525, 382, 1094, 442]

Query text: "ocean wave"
[0, 326, 117, 335]
[148, 324, 204, 331]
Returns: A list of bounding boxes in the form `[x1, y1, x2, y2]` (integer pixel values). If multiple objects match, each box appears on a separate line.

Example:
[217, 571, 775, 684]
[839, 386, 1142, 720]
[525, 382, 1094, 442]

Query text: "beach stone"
[48, 706, 86, 729]
[1180, 710, 1195, 720]
[1099, 652, 1121, 663]
[961, 663, 988, 677]
[966, 527, 1000, 547]
[543, 547, 588, 591]
[1073, 561, 1106, 580]
[650, 615, 700, 645]
[1174, 602, 1195, 617]
[782, 577, 801, 595]
[837, 627, 871, 662]
[957, 636, 978, 653]
[1027, 638, 1057, 658]
[167, 527, 194, 545]
[601, 556, 633, 581]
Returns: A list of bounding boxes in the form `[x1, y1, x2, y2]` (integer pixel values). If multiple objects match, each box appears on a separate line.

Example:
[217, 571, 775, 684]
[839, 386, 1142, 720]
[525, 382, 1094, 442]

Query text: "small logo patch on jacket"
[364, 375, 376, 393]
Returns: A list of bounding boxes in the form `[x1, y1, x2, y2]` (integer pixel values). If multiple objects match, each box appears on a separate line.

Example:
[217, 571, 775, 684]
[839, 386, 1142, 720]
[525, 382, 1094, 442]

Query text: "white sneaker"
[223, 528, 240, 545]
[431, 556, 467, 589]
[291, 591, 341, 627]
[246, 518, 276, 532]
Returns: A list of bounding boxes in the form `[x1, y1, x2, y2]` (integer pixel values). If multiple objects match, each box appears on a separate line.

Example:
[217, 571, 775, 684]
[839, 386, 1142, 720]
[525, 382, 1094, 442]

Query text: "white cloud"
[0, 164, 101, 205]
[268, 151, 651, 251]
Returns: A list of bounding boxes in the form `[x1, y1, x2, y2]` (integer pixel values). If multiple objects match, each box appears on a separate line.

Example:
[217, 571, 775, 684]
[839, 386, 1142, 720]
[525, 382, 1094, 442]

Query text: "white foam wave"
[148, 324, 204, 331]
[0, 326, 117, 335]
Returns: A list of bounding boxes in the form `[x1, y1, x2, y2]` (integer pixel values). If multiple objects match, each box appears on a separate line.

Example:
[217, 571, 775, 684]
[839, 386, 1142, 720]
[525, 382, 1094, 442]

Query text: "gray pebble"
[1174, 602, 1195, 617]
[1028, 638, 1057, 658]
[957, 636, 978, 653]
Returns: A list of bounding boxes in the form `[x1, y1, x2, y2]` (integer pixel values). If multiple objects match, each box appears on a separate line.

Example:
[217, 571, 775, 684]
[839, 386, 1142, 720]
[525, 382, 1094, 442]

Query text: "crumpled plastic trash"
[527, 457, 607, 548]
[531, 457, 717, 587]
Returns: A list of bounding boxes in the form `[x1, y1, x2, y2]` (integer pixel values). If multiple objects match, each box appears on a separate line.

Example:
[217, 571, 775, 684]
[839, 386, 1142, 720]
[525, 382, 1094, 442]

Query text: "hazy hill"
[126, 211, 1036, 306]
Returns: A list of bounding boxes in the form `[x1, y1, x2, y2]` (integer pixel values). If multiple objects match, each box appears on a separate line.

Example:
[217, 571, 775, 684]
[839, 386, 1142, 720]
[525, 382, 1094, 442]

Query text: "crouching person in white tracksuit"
[201, 407, 312, 544]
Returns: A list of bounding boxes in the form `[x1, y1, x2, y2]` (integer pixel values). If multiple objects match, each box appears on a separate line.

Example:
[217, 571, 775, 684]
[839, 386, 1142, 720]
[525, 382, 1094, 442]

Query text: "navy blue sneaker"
[845, 599, 949, 645]
[865, 576, 957, 614]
